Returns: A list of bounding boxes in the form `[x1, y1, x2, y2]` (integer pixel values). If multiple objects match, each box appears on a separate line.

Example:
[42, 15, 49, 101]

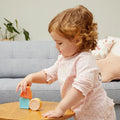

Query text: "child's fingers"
[46, 113, 57, 118]
[20, 81, 28, 93]
[42, 111, 53, 117]
[42, 111, 61, 118]
[16, 83, 21, 92]
[21, 84, 25, 93]
[16, 79, 28, 92]
[23, 82, 27, 92]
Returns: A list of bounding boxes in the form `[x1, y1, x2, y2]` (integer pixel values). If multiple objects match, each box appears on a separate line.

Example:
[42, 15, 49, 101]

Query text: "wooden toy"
[20, 86, 32, 99]
[19, 97, 30, 109]
[29, 98, 42, 111]
[19, 86, 42, 110]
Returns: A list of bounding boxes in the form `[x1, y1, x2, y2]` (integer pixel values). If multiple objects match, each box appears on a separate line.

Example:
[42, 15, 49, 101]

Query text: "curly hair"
[48, 5, 98, 52]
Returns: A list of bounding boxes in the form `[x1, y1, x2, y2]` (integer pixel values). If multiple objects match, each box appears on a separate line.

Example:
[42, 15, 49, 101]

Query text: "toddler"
[16, 5, 116, 120]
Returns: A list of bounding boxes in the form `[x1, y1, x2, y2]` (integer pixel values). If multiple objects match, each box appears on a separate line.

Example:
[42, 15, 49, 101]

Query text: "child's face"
[51, 32, 77, 58]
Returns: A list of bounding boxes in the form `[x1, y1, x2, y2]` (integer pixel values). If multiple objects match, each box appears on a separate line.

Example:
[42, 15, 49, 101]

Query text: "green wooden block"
[19, 97, 30, 109]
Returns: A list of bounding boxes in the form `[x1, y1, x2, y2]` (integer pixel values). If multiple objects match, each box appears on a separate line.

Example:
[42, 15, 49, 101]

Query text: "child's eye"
[58, 43, 62, 45]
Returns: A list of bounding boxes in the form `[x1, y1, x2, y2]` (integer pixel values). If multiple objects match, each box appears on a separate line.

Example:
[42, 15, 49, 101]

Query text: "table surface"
[0, 101, 74, 120]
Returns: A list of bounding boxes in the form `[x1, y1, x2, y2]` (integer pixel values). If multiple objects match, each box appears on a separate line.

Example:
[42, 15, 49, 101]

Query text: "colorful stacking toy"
[29, 98, 42, 111]
[19, 86, 32, 109]
[19, 86, 42, 110]
[20, 86, 32, 99]
[19, 97, 30, 109]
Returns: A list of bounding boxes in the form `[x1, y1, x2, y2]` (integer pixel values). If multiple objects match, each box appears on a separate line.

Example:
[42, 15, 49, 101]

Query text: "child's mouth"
[59, 52, 61, 55]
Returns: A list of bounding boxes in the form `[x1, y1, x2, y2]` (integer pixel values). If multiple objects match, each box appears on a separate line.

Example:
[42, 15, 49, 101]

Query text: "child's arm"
[16, 70, 47, 92]
[42, 87, 85, 118]
[56, 87, 85, 111]
[16, 54, 60, 93]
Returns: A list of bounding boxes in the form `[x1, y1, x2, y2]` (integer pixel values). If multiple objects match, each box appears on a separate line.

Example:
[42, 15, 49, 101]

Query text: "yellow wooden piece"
[29, 98, 42, 111]
[0, 101, 75, 120]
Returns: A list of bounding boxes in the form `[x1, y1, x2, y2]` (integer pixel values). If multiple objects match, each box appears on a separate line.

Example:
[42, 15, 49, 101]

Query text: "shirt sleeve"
[43, 55, 61, 84]
[72, 53, 99, 96]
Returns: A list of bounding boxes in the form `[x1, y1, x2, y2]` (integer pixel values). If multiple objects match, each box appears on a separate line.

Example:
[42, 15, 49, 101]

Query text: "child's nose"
[56, 44, 60, 51]
[56, 44, 59, 49]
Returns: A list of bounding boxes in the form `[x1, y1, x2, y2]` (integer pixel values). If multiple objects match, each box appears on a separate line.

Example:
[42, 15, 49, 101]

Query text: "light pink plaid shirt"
[44, 51, 115, 120]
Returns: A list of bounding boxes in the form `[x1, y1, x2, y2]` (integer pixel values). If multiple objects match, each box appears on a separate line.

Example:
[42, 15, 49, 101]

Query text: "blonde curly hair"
[48, 5, 98, 52]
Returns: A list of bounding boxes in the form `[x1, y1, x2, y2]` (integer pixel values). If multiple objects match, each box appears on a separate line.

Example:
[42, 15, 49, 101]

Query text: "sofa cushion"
[0, 78, 61, 104]
[102, 81, 120, 104]
[0, 78, 60, 91]
[0, 41, 58, 78]
[97, 53, 120, 82]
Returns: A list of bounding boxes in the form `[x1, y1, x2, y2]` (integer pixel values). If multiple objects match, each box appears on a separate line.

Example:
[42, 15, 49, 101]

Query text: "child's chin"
[59, 52, 62, 55]
[60, 53, 69, 58]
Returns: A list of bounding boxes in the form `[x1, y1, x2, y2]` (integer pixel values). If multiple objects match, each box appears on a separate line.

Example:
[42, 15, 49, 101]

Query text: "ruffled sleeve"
[44, 55, 62, 84]
[72, 53, 99, 96]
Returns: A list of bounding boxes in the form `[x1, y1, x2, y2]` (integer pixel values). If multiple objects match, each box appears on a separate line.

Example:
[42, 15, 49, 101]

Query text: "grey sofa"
[0, 41, 120, 119]
[0, 41, 61, 104]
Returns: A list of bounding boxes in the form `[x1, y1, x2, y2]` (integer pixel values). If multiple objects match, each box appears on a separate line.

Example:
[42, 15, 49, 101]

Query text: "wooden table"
[0, 101, 74, 120]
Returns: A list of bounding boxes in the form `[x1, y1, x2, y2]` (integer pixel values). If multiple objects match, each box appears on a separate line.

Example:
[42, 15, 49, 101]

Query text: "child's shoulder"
[77, 51, 97, 65]
[77, 51, 94, 59]
[56, 51, 95, 63]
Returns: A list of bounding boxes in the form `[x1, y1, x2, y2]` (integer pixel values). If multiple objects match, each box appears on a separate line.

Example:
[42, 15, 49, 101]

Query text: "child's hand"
[16, 74, 33, 93]
[42, 108, 64, 118]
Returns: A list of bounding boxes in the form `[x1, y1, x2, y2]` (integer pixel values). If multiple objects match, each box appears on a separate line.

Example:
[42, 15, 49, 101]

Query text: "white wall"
[0, 0, 120, 41]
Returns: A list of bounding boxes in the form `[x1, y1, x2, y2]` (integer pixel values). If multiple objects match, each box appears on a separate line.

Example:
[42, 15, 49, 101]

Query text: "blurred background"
[0, 0, 119, 40]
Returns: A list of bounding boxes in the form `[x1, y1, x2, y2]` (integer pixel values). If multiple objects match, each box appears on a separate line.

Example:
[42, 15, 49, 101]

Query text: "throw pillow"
[92, 36, 115, 60]
[97, 53, 120, 82]
[110, 37, 120, 56]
